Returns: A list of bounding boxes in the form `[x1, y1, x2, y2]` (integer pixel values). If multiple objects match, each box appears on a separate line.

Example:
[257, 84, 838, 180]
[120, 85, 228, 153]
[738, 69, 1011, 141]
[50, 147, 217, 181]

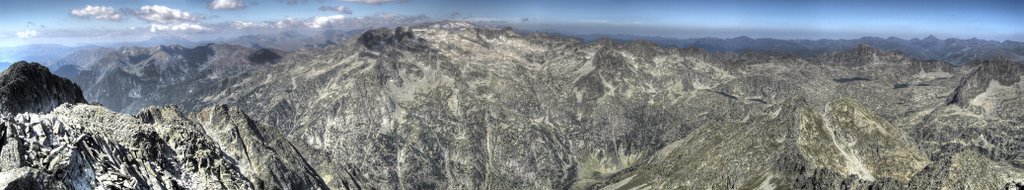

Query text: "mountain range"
[0, 21, 1023, 189]
[570, 34, 1024, 65]
[5, 26, 1022, 69]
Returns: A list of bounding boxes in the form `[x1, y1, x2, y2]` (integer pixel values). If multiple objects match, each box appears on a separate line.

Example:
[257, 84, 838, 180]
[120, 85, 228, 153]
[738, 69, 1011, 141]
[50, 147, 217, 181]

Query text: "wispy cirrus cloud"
[70, 5, 123, 21]
[318, 5, 353, 14]
[228, 21, 261, 29]
[209, 0, 247, 10]
[221, 13, 431, 30]
[149, 23, 210, 32]
[3, 13, 436, 47]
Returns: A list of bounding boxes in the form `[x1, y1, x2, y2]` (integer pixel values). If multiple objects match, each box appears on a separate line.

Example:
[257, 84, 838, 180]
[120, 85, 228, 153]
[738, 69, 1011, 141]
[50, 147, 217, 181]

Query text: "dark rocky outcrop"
[0, 167, 65, 190]
[357, 27, 423, 51]
[0, 61, 86, 114]
[246, 49, 283, 64]
[0, 62, 324, 189]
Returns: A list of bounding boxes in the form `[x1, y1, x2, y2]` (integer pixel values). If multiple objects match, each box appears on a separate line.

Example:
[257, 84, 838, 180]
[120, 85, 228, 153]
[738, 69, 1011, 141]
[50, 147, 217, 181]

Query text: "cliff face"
[52, 44, 282, 113]
[0, 60, 324, 190]
[127, 22, 1020, 189]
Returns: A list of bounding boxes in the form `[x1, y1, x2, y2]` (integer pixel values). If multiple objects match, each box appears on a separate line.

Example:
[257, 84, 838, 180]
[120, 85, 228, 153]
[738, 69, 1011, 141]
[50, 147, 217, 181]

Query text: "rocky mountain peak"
[246, 48, 283, 64]
[816, 43, 908, 66]
[854, 43, 874, 51]
[733, 35, 754, 41]
[157, 44, 188, 52]
[966, 59, 1024, 86]
[420, 20, 479, 30]
[136, 105, 191, 124]
[0, 61, 86, 115]
[356, 26, 421, 50]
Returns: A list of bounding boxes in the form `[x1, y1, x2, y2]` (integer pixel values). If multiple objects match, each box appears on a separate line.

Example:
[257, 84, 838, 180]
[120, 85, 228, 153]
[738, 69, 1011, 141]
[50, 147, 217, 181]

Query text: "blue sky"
[0, 0, 1021, 47]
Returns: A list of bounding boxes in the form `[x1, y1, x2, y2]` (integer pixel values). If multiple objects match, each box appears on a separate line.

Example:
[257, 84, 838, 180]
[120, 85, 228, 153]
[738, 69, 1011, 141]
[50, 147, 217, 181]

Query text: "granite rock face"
[0, 59, 324, 189]
[0, 104, 327, 189]
[1, 105, 254, 189]
[121, 22, 1019, 189]
[53, 44, 282, 113]
[189, 105, 329, 190]
[6, 22, 1024, 189]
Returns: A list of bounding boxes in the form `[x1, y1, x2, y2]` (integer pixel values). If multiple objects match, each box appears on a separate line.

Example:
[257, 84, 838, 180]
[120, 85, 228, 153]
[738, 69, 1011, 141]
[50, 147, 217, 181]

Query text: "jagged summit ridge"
[0, 61, 326, 189]
[815, 43, 908, 66]
[0, 104, 330, 189]
[419, 20, 482, 30]
[53, 42, 287, 113]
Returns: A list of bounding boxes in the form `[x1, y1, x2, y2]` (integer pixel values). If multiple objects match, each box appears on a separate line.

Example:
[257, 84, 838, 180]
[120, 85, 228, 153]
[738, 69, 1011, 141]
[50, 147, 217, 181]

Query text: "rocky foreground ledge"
[0, 62, 328, 189]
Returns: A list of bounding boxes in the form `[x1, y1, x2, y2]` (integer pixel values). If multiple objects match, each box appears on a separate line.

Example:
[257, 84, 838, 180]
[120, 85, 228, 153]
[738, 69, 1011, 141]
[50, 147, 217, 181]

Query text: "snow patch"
[755, 174, 776, 190]
[913, 71, 952, 80]
[601, 176, 635, 190]
[969, 80, 1017, 116]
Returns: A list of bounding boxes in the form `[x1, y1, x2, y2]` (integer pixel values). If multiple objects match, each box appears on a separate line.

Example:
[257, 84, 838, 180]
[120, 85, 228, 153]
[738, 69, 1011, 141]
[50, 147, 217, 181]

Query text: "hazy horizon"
[0, 0, 1020, 48]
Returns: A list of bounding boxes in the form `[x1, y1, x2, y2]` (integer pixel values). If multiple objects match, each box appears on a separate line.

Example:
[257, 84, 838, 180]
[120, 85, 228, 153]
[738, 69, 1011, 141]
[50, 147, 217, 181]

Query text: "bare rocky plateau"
[2, 22, 1024, 189]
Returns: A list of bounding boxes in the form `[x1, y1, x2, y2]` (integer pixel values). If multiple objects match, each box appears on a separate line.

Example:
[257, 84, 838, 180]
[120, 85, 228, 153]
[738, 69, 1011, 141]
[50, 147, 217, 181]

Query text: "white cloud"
[149, 23, 210, 32]
[209, 0, 247, 10]
[305, 15, 346, 28]
[341, 0, 404, 5]
[229, 20, 271, 29]
[273, 18, 302, 29]
[70, 5, 122, 21]
[16, 30, 39, 38]
[318, 5, 353, 14]
[135, 5, 203, 24]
